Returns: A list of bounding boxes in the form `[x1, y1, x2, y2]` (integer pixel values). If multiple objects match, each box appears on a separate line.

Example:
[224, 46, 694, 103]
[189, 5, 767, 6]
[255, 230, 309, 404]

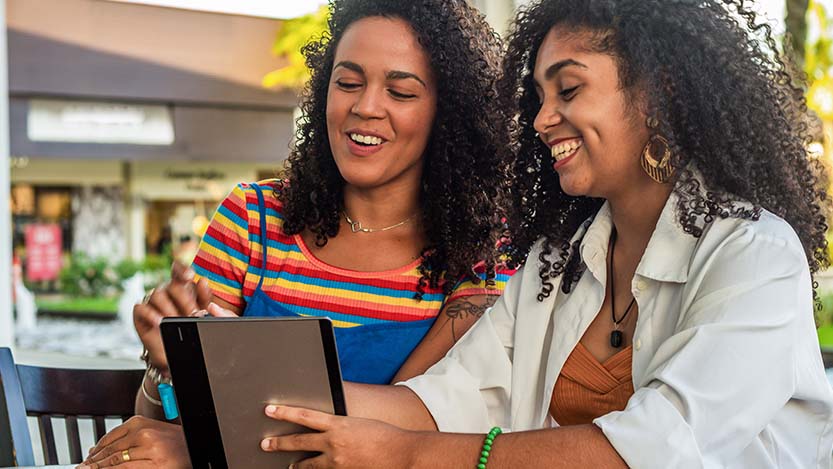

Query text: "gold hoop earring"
[641, 134, 675, 183]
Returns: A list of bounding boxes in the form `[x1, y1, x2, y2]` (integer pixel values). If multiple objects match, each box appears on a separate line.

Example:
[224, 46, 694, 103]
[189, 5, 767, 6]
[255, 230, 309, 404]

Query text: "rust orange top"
[550, 342, 634, 426]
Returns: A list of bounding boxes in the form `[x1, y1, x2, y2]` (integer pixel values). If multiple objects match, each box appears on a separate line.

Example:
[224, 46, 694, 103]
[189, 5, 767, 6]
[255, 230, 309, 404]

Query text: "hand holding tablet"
[161, 317, 346, 469]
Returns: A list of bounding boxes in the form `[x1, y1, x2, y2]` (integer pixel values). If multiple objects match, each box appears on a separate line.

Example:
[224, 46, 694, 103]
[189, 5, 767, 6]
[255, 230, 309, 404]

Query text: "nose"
[533, 100, 563, 141]
[351, 87, 386, 120]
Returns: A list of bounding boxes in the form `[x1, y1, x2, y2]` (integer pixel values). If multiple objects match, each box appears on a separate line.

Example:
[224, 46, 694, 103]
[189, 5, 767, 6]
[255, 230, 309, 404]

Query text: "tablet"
[160, 317, 346, 469]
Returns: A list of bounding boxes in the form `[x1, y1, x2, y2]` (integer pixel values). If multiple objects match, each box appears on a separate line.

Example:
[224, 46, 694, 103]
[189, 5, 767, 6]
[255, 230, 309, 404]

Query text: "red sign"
[25, 224, 62, 282]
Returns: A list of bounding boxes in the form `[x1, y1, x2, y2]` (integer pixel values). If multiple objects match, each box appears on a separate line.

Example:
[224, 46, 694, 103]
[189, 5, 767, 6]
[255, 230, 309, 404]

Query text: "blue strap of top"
[250, 183, 269, 291]
[242, 182, 435, 385]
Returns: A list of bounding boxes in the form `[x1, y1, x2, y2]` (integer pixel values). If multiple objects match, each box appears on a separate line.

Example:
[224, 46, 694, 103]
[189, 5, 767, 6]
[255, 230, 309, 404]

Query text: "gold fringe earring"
[641, 117, 675, 184]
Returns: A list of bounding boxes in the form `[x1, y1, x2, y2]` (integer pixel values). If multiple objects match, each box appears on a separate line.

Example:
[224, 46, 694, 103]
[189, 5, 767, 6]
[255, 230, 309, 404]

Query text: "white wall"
[0, 0, 13, 348]
[474, 0, 517, 36]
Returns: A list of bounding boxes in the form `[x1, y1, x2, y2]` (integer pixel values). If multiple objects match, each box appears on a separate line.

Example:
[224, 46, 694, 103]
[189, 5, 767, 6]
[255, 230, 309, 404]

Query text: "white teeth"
[551, 139, 583, 161]
[350, 133, 383, 145]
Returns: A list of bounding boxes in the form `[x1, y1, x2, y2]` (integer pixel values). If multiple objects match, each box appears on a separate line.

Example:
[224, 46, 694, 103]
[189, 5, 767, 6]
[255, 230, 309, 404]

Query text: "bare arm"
[265, 404, 628, 468]
[391, 294, 498, 382]
[343, 381, 438, 431]
[407, 424, 627, 468]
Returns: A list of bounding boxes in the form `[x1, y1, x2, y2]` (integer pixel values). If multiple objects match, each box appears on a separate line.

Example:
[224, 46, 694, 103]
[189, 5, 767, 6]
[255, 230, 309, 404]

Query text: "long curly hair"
[499, 0, 831, 300]
[277, 0, 512, 297]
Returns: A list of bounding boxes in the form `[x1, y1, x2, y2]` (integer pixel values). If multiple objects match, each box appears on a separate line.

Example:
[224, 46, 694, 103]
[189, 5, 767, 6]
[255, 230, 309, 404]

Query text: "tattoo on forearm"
[442, 296, 498, 342]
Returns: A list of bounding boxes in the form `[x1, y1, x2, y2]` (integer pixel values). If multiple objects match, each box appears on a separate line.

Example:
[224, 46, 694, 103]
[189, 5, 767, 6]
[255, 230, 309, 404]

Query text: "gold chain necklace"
[342, 211, 417, 233]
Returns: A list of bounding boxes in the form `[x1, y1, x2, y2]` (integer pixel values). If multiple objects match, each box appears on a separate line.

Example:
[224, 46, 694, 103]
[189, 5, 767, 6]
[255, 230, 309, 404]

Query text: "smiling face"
[326, 16, 437, 192]
[532, 26, 651, 199]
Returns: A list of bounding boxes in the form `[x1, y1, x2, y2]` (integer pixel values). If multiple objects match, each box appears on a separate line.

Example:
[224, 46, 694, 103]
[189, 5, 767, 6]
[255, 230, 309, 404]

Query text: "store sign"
[25, 224, 63, 282]
[27, 99, 175, 145]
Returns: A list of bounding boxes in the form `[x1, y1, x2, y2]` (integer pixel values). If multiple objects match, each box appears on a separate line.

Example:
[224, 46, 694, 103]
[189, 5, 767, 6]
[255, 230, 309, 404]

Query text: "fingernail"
[260, 438, 271, 451]
[77, 465, 91, 469]
[183, 269, 195, 280]
[266, 404, 278, 415]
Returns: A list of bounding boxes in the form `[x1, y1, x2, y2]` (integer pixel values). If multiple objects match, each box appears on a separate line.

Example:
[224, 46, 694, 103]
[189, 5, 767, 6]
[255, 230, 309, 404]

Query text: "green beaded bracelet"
[476, 426, 502, 468]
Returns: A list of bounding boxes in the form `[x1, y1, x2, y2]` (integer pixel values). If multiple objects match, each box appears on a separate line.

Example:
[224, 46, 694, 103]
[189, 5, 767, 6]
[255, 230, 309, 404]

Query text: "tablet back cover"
[166, 318, 340, 468]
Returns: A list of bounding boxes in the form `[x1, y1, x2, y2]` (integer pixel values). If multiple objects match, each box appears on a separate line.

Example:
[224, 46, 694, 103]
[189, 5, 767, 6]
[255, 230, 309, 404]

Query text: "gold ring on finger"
[122, 449, 131, 462]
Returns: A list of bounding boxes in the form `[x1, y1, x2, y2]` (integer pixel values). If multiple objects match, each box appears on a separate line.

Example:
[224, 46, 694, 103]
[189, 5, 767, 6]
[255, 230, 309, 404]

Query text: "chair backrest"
[0, 347, 145, 466]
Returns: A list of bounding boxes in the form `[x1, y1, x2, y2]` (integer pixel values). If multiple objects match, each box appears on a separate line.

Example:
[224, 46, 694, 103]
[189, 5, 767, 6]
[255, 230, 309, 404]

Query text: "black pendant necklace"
[609, 228, 636, 348]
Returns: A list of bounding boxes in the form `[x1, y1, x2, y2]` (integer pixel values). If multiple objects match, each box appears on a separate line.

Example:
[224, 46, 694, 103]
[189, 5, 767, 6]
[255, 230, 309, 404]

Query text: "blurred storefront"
[7, 0, 296, 285]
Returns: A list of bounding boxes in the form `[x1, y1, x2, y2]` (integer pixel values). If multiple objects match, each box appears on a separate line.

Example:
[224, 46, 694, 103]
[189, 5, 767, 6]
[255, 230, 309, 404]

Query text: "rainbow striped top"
[192, 180, 514, 329]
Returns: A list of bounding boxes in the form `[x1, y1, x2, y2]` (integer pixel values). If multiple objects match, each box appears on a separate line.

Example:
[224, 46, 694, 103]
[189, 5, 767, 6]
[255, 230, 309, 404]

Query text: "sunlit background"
[7, 0, 833, 359]
[5, 0, 833, 465]
[109, 0, 330, 19]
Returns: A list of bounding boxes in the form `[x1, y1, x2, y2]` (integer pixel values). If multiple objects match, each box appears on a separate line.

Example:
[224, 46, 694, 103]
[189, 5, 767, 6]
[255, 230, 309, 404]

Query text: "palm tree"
[786, 0, 810, 67]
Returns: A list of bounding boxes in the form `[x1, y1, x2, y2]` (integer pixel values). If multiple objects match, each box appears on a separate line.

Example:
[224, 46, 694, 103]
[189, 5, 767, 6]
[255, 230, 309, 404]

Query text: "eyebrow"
[543, 58, 588, 80]
[334, 61, 427, 88]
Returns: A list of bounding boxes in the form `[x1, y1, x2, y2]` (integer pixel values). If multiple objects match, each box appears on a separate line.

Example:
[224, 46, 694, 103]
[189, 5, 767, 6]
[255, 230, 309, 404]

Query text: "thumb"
[206, 302, 237, 318]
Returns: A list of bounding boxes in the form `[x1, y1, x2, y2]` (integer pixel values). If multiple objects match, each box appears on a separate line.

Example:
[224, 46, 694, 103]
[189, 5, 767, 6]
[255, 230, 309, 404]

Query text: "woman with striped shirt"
[80, 2, 519, 466]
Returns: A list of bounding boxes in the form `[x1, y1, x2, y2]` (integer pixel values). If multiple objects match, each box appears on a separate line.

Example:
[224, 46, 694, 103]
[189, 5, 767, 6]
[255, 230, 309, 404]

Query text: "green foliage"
[115, 258, 142, 280]
[820, 292, 833, 322]
[59, 250, 174, 298]
[817, 292, 833, 346]
[804, 1, 833, 119]
[805, 1, 832, 82]
[35, 296, 119, 315]
[59, 253, 120, 298]
[263, 6, 329, 90]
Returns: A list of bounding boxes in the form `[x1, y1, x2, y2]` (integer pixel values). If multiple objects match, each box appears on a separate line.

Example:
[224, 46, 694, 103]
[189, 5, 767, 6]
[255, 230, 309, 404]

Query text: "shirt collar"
[578, 189, 698, 285]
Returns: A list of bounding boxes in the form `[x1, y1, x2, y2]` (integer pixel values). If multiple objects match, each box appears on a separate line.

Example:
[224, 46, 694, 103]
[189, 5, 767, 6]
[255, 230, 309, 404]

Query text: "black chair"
[0, 347, 145, 466]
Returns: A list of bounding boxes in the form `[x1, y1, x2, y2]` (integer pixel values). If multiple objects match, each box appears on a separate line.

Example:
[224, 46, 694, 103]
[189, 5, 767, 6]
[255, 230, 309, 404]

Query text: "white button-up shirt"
[402, 193, 833, 468]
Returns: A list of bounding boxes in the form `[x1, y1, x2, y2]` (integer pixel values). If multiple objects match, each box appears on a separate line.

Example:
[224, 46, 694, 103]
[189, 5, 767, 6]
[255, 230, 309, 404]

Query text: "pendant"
[610, 330, 623, 348]
[348, 220, 364, 233]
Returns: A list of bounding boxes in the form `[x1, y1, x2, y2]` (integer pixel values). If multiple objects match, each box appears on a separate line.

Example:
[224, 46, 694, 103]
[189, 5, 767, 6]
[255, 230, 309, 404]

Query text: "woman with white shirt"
[108, 0, 833, 467]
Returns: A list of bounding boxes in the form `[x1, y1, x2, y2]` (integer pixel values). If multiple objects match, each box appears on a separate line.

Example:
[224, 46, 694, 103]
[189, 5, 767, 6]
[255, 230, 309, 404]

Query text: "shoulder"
[682, 209, 812, 324]
[224, 179, 287, 216]
[695, 208, 807, 272]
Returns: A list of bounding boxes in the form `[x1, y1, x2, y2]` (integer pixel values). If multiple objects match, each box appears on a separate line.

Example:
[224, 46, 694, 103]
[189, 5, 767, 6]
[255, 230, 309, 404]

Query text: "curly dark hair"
[276, 0, 512, 297]
[499, 0, 831, 300]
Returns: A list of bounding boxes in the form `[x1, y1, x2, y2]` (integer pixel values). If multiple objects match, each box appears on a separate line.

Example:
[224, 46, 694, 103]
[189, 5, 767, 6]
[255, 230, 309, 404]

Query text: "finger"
[195, 277, 213, 309]
[146, 287, 181, 321]
[291, 454, 330, 469]
[84, 446, 150, 468]
[260, 432, 326, 453]
[85, 438, 131, 465]
[265, 405, 333, 431]
[167, 280, 198, 316]
[170, 260, 194, 283]
[85, 424, 131, 461]
[133, 302, 170, 332]
[80, 463, 154, 469]
[206, 302, 237, 318]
